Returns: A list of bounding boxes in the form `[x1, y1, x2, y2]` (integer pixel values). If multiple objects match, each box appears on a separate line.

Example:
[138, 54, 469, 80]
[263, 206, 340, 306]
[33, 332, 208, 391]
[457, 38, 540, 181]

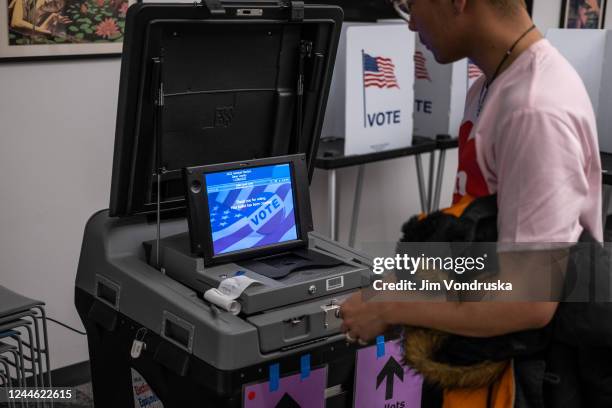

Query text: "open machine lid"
[109, 1, 343, 217]
[305, 0, 396, 22]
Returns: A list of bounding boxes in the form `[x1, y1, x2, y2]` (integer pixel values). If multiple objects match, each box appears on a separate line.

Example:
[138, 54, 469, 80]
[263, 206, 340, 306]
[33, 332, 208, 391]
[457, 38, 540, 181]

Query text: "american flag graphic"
[468, 61, 483, 80]
[363, 53, 400, 89]
[414, 51, 431, 81]
[208, 183, 297, 255]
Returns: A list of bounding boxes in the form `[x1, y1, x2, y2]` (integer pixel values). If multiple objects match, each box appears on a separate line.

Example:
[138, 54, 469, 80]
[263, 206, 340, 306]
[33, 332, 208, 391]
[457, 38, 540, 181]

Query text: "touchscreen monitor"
[184, 155, 313, 265]
[205, 163, 298, 255]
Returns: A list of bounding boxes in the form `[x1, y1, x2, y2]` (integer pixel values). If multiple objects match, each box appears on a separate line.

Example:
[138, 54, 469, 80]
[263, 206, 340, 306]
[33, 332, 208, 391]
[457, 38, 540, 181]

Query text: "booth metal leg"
[328, 169, 338, 241]
[427, 152, 436, 213]
[415, 154, 428, 214]
[348, 165, 365, 248]
[433, 149, 447, 211]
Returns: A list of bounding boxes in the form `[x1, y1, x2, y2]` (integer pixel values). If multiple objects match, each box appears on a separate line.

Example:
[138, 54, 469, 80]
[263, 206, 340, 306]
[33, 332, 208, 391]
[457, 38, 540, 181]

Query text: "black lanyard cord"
[477, 24, 537, 116]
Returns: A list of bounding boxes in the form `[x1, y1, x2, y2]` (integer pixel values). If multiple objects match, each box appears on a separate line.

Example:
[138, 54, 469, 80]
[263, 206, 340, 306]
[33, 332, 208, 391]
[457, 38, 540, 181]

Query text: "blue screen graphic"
[205, 164, 298, 256]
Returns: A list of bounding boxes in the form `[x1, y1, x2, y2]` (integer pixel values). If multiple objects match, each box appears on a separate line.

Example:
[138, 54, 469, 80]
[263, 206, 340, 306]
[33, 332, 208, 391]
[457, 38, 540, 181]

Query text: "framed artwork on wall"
[0, 0, 134, 61]
[561, 0, 607, 29]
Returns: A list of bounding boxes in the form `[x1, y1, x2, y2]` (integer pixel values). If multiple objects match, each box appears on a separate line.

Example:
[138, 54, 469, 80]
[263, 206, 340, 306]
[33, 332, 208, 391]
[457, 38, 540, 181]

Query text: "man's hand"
[340, 291, 389, 344]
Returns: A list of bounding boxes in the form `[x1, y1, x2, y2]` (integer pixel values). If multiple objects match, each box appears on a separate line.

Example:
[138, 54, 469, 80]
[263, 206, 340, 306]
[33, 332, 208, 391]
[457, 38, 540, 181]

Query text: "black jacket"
[399, 195, 612, 408]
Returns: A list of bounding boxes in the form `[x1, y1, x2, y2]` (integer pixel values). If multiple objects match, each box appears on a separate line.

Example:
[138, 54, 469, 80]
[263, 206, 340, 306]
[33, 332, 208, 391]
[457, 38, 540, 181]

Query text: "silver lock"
[321, 299, 341, 330]
[308, 285, 317, 295]
[130, 328, 147, 359]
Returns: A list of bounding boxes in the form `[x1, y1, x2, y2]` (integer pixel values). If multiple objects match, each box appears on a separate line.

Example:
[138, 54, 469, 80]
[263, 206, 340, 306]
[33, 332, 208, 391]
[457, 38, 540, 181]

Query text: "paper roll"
[203, 275, 262, 315]
[218, 275, 262, 299]
[204, 288, 241, 315]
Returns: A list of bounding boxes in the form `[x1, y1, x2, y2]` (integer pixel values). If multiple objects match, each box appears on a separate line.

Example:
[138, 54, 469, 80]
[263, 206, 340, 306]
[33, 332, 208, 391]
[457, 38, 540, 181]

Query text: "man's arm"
[341, 248, 568, 340]
[380, 301, 558, 337]
[340, 295, 558, 341]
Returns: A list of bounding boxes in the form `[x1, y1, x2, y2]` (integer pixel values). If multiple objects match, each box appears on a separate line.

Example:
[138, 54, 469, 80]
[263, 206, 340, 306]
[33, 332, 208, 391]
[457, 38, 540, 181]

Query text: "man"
[340, 0, 603, 405]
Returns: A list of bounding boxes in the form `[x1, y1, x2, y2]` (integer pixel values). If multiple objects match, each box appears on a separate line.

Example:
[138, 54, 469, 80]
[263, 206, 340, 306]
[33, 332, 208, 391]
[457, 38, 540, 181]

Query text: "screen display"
[204, 163, 299, 256]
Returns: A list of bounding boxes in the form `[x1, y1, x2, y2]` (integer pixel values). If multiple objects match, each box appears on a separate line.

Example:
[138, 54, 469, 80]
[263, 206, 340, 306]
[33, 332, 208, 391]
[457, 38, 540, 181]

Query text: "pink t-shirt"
[454, 39, 603, 244]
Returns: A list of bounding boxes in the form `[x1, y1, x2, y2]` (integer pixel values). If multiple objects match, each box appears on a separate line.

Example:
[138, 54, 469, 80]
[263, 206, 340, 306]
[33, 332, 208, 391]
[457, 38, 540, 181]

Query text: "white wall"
[0, 58, 120, 369]
[310, 155, 457, 247]
[532, 0, 562, 33]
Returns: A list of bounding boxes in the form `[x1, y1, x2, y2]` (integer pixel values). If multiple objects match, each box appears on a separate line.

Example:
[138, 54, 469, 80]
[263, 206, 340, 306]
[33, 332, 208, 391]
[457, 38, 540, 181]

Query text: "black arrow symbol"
[275, 392, 301, 408]
[376, 356, 404, 400]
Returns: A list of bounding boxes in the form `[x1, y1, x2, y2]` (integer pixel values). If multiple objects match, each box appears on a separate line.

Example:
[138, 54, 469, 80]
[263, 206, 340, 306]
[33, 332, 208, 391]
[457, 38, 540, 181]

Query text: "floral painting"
[0, 0, 133, 60]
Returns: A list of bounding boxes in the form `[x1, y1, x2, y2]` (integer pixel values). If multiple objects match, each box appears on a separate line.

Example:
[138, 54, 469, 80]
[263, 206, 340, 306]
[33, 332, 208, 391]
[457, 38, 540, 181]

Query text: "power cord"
[43, 316, 87, 336]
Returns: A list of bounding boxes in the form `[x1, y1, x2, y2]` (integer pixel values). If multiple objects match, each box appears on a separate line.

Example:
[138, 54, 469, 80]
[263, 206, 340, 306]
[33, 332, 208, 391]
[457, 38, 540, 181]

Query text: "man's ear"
[450, 0, 468, 14]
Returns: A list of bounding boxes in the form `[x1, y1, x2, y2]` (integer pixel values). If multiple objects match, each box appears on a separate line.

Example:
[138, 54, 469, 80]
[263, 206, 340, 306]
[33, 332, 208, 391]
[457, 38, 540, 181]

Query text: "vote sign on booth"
[413, 38, 469, 140]
[322, 23, 415, 156]
[345, 24, 415, 155]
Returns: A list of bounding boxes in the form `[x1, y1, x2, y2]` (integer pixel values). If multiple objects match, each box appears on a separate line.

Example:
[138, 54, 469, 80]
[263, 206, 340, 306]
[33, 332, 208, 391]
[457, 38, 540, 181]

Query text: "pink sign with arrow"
[353, 339, 423, 408]
[243, 367, 326, 408]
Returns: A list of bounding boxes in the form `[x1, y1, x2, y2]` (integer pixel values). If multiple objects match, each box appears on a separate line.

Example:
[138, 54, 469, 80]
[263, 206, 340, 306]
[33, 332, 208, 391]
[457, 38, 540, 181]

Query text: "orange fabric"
[418, 194, 476, 222]
[442, 363, 515, 408]
[420, 179, 512, 408]
[441, 194, 476, 218]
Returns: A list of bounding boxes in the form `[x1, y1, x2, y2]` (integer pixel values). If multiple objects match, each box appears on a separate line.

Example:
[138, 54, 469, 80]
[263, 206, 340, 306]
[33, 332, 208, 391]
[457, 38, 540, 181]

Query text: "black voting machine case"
[109, 0, 343, 218]
[75, 2, 376, 407]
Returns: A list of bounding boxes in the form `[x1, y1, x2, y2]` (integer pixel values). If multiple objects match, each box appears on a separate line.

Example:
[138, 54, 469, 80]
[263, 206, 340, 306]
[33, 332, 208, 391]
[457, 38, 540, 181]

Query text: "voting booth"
[547, 29, 612, 153]
[321, 22, 416, 155]
[74, 2, 423, 407]
[412, 38, 472, 140]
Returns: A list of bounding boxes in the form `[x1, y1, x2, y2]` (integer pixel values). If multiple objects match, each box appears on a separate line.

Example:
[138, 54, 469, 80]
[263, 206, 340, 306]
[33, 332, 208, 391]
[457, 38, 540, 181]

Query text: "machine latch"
[321, 299, 341, 330]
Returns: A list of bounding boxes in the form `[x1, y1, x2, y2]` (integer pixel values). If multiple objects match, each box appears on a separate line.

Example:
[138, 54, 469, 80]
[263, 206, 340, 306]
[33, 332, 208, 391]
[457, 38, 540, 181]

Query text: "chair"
[0, 285, 53, 408]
